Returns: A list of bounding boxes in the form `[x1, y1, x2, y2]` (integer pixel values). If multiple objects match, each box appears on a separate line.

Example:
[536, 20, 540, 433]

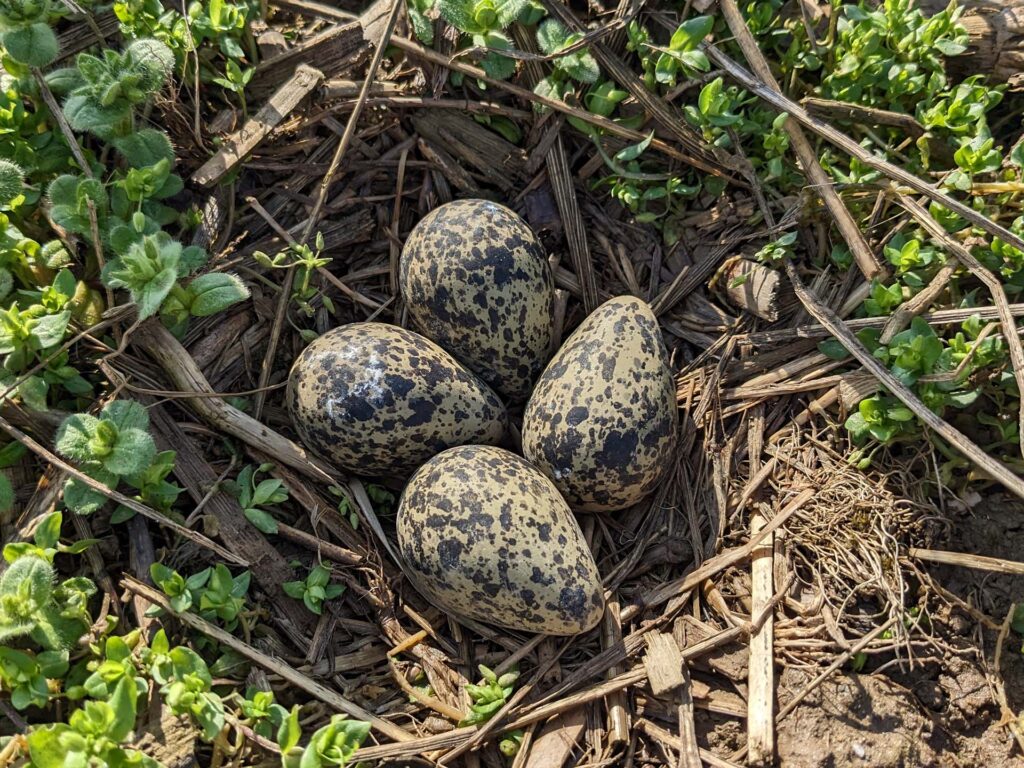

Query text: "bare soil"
[772, 495, 1024, 767]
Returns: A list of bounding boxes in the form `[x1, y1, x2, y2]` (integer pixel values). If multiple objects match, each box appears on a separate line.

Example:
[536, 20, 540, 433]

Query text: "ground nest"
[5, 0, 1024, 766]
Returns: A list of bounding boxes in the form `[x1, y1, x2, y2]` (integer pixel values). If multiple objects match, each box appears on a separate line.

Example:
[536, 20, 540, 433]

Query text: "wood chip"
[523, 710, 587, 768]
[644, 632, 685, 697]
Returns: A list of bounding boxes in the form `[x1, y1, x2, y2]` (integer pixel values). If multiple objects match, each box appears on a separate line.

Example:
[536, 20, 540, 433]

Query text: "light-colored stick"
[909, 548, 1024, 575]
[747, 514, 775, 765]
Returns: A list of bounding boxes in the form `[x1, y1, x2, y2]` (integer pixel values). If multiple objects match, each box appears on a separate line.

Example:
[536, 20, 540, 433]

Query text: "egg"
[397, 445, 604, 635]
[287, 323, 507, 476]
[399, 199, 555, 402]
[521, 296, 678, 512]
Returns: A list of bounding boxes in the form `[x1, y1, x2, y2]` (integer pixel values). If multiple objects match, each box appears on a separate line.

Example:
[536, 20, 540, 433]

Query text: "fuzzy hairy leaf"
[408, 0, 434, 45]
[0, 159, 24, 206]
[536, 18, 568, 55]
[2, 23, 59, 67]
[44, 67, 82, 95]
[55, 413, 102, 461]
[103, 428, 156, 476]
[113, 129, 175, 168]
[438, 0, 477, 32]
[126, 37, 174, 78]
[187, 272, 250, 316]
[137, 267, 177, 318]
[30, 311, 70, 349]
[62, 469, 116, 515]
[62, 94, 128, 138]
[102, 399, 149, 432]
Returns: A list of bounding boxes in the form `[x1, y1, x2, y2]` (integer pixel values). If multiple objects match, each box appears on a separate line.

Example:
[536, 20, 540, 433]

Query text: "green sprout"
[460, 664, 519, 726]
[230, 462, 289, 534]
[283, 563, 345, 616]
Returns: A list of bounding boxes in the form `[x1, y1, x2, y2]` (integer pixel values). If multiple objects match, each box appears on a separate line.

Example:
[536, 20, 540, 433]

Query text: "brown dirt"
[774, 494, 1024, 768]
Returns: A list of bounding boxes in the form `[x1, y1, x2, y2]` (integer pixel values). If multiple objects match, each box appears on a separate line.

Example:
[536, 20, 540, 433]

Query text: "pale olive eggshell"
[521, 296, 678, 512]
[397, 445, 605, 635]
[287, 323, 507, 476]
[399, 199, 554, 402]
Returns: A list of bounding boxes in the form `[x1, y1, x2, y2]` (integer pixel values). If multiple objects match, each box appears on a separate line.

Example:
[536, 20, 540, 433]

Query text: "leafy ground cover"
[3, 0, 1024, 765]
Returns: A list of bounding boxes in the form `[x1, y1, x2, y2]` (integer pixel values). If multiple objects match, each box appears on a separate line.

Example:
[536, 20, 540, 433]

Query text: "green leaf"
[63, 95, 129, 138]
[614, 131, 654, 163]
[62, 469, 117, 515]
[107, 676, 138, 742]
[536, 18, 569, 55]
[103, 400, 150, 432]
[103, 428, 156, 476]
[31, 311, 71, 348]
[187, 272, 250, 316]
[113, 129, 175, 168]
[19, 376, 48, 412]
[135, 267, 177, 319]
[698, 77, 722, 115]
[27, 725, 73, 768]
[282, 581, 306, 599]
[819, 339, 850, 360]
[408, 0, 435, 45]
[2, 24, 59, 67]
[669, 15, 713, 50]
[0, 160, 24, 207]
[278, 705, 302, 754]
[35, 511, 62, 550]
[55, 413, 102, 461]
[244, 507, 279, 534]
[0, 474, 12, 514]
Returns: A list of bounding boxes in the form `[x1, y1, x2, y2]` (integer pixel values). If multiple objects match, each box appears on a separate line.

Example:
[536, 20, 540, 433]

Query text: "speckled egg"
[521, 296, 678, 512]
[287, 323, 507, 476]
[397, 445, 604, 635]
[399, 199, 555, 402]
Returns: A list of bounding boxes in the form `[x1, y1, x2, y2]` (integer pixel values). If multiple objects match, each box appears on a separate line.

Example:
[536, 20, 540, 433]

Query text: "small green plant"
[111, 449, 182, 522]
[0, 514, 96, 707]
[99, 230, 249, 331]
[946, 133, 1002, 191]
[150, 562, 251, 629]
[754, 231, 798, 265]
[533, 19, 599, 101]
[651, 15, 712, 88]
[283, 563, 344, 616]
[254, 233, 330, 321]
[277, 709, 370, 768]
[238, 686, 289, 739]
[460, 664, 518, 726]
[145, 629, 226, 739]
[211, 58, 254, 116]
[61, 39, 175, 139]
[436, 0, 525, 80]
[0, 159, 25, 207]
[500, 729, 524, 757]
[230, 462, 289, 534]
[54, 399, 158, 514]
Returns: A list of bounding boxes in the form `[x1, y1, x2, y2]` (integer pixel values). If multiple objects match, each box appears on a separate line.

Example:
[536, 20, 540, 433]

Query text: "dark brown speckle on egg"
[286, 323, 507, 476]
[397, 445, 605, 635]
[400, 199, 554, 402]
[521, 296, 678, 512]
